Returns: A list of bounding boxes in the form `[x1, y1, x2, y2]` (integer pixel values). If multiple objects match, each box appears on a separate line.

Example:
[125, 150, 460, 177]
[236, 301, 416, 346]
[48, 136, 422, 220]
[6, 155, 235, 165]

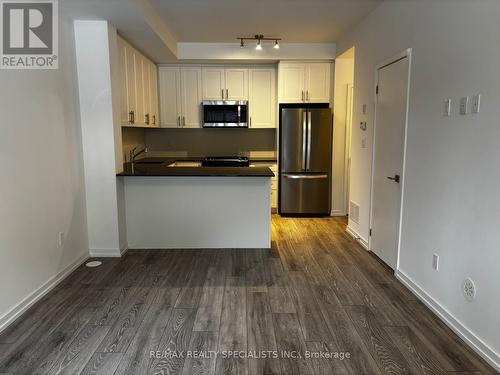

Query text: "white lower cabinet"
[159, 66, 202, 128]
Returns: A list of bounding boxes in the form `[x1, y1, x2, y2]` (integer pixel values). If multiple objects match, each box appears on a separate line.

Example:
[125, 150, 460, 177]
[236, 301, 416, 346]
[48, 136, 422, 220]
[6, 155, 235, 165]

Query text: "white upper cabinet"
[225, 68, 248, 100]
[159, 67, 181, 128]
[278, 63, 305, 103]
[117, 35, 159, 127]
[180, 67, 202, 128]
[159, 66, 202, 128]
[278, 62, 331, 103]
[305, 62, 331, 103]
[249, 68, 276, 128]
[202, 67, 225, 100]
[202, 66, 248, 100]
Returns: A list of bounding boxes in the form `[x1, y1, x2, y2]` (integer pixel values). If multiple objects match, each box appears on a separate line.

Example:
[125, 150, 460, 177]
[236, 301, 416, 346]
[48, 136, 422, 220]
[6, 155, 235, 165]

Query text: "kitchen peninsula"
[117, 159, 274, 249]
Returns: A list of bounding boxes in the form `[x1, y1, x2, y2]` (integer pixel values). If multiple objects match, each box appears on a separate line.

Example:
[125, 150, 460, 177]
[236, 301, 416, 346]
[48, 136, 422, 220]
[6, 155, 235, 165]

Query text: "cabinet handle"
[145, 113, 150, 125]
[301, 90, 304, 102]
[177, 116, 180, 127]
[306, 90, 309, 101]
[226, 89, 229, 99]
[182, 116, 186, 127]
[152, 115, 156, 125]
[129, 110, 135, 124]
[221, 89, 224, 99]
[249, 116, 252, 127]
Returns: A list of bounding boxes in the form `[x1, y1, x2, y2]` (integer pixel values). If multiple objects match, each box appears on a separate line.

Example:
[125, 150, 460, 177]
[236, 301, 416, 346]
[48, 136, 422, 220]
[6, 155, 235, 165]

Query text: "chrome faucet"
[130, 147, 148, 164]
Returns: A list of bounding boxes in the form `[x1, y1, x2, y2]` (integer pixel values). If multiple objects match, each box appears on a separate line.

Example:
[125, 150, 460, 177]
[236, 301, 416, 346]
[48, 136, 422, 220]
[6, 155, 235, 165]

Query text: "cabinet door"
[149, 63, 159, 127]
[305, 62, 331, 103]
[278, 63, 305, 103]
[117, 37, 129, 125]
[158, 67, 181, 128]
[142, 57, 151, 126]
[133, 51, 145, 125]
[249, 68, 276, 128]
[125, 44, 136, 123]
[180, 67, 202, 128]
[225, 68, 248, 100]
[202, 67, 225, 100]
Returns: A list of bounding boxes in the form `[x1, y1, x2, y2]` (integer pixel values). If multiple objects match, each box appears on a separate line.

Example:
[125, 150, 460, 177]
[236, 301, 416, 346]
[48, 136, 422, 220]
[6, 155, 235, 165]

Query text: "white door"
[125, 44, 136, 124]
[249, 68, 276, 128]
[202, 67, 225, 100]
[180, 67, 202, 128]
[225, 68, 248, 100]
[371, 56, 410, 269]
[133, 51, 145, 125]
[278, 63, 305, 103]
[149, 63, 159, 127]
[117, 37, 129, 124]
[305, 63, 331, 103]
[158, 67, 181, 128]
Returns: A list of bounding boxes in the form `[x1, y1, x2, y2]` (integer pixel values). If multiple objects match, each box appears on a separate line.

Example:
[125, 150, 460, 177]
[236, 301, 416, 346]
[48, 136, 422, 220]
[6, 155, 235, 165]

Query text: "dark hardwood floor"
[0, 216, 496, 374]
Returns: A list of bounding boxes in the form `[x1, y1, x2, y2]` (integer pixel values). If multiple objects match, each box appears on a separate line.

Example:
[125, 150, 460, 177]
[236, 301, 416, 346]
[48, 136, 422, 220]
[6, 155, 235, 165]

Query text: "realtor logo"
[1, 0, 58, 69]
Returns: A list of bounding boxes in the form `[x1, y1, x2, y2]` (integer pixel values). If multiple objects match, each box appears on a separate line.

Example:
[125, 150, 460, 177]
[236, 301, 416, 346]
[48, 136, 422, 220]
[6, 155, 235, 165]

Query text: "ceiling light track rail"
[237, 34, 281, 50]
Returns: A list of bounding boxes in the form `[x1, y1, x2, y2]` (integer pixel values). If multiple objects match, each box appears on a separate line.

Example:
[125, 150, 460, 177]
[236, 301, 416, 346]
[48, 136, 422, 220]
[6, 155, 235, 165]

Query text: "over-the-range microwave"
[202, 100, 248, 128]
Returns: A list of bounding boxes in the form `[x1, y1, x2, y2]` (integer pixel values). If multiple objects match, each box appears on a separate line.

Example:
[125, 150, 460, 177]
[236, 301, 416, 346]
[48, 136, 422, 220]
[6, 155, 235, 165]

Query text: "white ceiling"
[150, 0, 382, 43]
[62, 0, 382, 62]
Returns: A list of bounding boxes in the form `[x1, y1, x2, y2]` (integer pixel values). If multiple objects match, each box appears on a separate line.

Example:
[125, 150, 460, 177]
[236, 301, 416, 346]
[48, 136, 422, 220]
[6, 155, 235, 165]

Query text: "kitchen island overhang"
[117, 164, 274, 249]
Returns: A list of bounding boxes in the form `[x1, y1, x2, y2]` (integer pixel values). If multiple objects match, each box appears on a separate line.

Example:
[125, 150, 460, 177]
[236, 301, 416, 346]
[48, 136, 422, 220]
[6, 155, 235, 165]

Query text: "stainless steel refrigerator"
[279, 105, 332, 215]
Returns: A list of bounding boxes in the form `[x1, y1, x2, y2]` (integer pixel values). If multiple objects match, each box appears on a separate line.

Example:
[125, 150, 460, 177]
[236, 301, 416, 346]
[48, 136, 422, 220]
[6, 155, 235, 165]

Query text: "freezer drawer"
[280, 173, 330, 215]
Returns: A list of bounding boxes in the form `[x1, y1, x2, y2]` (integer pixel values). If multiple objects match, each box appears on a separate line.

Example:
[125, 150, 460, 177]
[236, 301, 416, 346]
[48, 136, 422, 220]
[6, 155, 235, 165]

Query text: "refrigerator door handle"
[307, 111, 312, 170]
[283, 174, 328, 179]
[302, 111, 307, 170]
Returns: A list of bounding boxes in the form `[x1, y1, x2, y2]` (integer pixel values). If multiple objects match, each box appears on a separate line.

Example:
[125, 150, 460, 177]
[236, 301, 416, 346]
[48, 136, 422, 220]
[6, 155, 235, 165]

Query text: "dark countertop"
[117, 159, 275, 177]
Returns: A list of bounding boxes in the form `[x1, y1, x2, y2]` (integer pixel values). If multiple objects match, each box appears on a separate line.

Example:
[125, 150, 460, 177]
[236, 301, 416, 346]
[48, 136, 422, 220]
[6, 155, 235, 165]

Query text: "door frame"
[368, 48, 412, 270]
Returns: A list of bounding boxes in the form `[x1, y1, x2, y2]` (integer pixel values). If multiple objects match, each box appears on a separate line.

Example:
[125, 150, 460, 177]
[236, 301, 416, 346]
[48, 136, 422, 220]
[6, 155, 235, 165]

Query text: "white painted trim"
[346, 226, 369, 250]
[0, 252, 89, 335]
[89, 248, 122, 257]
[396, 270, 500, 372]
[368, 48, 412, 269]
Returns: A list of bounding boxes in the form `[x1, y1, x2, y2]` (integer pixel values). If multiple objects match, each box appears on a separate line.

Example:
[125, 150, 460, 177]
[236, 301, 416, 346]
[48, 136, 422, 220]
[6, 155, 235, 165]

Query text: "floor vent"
[349, 201, 360, 224]
[86, 261, 102, 268]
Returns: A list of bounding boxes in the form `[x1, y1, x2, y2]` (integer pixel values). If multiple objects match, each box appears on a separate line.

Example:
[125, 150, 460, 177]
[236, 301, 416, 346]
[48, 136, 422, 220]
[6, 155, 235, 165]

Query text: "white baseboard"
[345, 225, 369, 249]
[0, 252, 89, 335]
[89, 242, 128, 258]
[330, 210, 347, 217]
[396, 270, 500, 372]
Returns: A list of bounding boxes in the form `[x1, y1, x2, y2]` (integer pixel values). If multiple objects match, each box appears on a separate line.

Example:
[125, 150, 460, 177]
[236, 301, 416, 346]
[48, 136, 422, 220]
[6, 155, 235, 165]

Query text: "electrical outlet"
[459, 97, 468, 115]
[432, 253, 439, 271]
[444, 99, 451, 116]
[471, 94, 481, 114]
[58, 232, 65, 247]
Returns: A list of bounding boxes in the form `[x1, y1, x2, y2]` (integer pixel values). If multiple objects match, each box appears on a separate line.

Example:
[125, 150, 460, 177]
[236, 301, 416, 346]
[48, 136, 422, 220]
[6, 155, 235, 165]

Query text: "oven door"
[202, 100, 248, 127]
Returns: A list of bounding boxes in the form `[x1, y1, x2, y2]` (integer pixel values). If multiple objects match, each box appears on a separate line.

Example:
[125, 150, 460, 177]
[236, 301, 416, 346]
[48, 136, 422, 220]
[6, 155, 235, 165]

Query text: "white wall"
[0, 18, 89, 329]
[332, 49, 354, 215]
[338, 0, 500, 368]
[74, 21, 126, 257]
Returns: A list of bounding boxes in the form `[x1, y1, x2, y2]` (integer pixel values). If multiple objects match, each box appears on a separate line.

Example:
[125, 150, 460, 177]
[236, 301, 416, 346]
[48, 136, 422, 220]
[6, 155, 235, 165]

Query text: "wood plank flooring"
[0, 216, 496, 375]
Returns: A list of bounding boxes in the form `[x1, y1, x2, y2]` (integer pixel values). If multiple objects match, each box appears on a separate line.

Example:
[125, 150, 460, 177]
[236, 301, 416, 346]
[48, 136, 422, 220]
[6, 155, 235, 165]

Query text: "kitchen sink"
[167, 161, 202, 167]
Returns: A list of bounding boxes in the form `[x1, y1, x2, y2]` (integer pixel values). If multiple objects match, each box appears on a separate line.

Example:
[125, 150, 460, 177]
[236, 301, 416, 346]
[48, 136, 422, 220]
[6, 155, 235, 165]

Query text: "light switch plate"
[460, 97, 468, 115]
[471, 94, 481, 114]
[444, 99, 451, 116]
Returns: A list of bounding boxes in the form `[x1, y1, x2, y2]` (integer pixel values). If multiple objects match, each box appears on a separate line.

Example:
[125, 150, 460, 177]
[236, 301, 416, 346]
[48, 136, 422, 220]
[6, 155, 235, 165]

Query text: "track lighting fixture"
[236, 35, 282, 50]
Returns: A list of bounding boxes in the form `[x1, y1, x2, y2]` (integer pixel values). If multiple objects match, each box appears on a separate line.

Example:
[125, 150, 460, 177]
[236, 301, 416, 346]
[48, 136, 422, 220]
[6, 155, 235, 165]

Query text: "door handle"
[302, 111, 307, 170]
[283, 174, 328, 179]
[387, 174, 400, 183]
[306, 111, 312, 170]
